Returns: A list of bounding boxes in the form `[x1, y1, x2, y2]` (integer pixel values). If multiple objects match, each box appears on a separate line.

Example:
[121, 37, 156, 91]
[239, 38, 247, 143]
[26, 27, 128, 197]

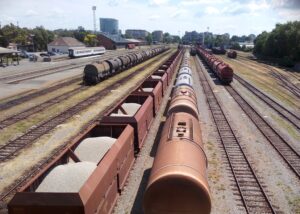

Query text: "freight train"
[83, 46, 167, 85]
[8, 49, 183, 214]
[143, 50, 211, 214]
[197, 46, 234, 84]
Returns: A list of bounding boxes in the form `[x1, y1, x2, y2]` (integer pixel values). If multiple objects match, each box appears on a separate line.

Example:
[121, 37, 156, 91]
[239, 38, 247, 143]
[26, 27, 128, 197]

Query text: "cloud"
[271, 0, 300, 10]
[170, 9, 187, 18]
[0, 15, 16, 23]
[25, 10, 39, 17]
[271, 0, 300, 20]
[107, 0, 129, 7]
[149, 0, 169, 6]
[149, 14, 161, 20]
[180, 0, 227, 6]
[204, 6, 220, 15]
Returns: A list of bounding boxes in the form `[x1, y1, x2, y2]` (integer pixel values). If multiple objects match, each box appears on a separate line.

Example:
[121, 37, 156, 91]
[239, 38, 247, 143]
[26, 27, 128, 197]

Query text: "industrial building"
[47, 37, 85, 53]
[152, 31, 163, 42]
[97, 33, 129, 50]
[97, 33, 145, 50]
[125, 29, 149, 40]
[100, 18, 119, 35]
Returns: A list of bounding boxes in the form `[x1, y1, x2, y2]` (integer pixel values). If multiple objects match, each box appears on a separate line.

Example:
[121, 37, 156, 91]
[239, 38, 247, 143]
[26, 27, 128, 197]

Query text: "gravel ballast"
[36, 162, 96, 192]
[74, 137, 116, 163]
[111, 103, 141, 116]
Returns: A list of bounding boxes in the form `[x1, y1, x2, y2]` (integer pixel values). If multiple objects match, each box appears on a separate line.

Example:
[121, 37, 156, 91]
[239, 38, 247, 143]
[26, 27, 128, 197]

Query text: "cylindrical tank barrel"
[178, 66, 192, 76]
[143, 113, 211, 214]
[168, 86, 198, 118]
[84, 61, 110, 79]
[175, 73, 193, 88]
[118, 56, 130, 67]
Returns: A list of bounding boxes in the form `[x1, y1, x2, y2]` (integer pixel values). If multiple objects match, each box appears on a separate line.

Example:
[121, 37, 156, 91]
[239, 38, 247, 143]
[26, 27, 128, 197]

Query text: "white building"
[47, 37, 85, 53]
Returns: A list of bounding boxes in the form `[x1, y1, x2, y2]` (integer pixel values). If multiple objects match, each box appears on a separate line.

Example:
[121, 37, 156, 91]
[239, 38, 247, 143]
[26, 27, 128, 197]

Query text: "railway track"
[269, 69, 300, 98]
[0, 50, 170, 162]
[0, 85, 87, 129]
[0, 49, 137, 84]
[195, 57, 276, 213]
[0, 49, 147, 112]
[224, 85, 300, 178]
[0, 77, 82, 111]
[199, 55, 300, 178]
[234, 74, 300, 130]
[235, 56, 300, 97]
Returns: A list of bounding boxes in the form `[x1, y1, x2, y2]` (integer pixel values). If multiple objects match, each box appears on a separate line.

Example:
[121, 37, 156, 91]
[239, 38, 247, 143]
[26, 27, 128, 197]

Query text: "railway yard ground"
[0, 47, 300, 214]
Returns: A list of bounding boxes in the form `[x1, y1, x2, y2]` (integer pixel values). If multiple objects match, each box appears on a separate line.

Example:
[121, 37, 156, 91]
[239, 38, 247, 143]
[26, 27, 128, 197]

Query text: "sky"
[0, 0, 299, 37]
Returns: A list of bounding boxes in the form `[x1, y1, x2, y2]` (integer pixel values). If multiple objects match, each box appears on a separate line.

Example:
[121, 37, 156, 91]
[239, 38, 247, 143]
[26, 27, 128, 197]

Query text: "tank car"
[127, 54, 137, 66]
[176, 72, 193, 88]
[197, 47, 234, 84]
[178, 66, 192, 76]
[118, 55, 131, 69]
[143, 112, 211, 214]
[106, 58, 122, 74]
[227, 50, 237, 59]
[212, 47, 226, 55]
[216, 63, 233, 84]
[135, 53, 143, 62]
[168, 85, 199, 118]
[83, 61, 110, 85]
[190, 47, 197, 56]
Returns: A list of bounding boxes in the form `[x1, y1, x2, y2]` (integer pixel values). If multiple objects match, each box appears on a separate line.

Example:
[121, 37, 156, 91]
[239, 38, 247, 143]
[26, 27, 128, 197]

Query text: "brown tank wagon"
[132, 79, 163, 116]
[101, 94, 154, 151]
[168, 85, 199, 119]
[227, 50, 237, 59]
[143, 112, 211, 214]
[8, 123, 135, 214]
[143, 49, 211, 214]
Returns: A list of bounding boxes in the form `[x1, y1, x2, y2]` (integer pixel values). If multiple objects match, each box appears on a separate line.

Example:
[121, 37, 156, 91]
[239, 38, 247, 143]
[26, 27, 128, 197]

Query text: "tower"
[92, 6, 97, 33]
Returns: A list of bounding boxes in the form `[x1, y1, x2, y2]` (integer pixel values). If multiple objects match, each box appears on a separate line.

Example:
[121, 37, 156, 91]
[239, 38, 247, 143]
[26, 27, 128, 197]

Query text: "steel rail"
[233, 74, 300, 130]
[195, 56, 276, 214]
[225, 85, 300, 178]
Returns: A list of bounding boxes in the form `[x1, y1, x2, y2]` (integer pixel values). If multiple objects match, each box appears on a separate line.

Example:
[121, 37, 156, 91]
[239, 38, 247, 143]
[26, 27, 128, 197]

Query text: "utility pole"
[92, 6, 97, 34]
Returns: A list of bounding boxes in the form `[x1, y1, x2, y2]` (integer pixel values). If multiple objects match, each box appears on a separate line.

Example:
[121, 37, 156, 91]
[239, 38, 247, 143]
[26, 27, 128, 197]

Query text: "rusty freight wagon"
[8, 123, 135, 214]
[101, 94, 154, 151]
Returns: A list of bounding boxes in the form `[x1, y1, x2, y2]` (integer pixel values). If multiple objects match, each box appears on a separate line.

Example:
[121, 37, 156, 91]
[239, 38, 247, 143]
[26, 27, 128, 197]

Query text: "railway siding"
[233, 74, 300, 130]
[218, 55, 300, 112]
[195, 56, 277, 214]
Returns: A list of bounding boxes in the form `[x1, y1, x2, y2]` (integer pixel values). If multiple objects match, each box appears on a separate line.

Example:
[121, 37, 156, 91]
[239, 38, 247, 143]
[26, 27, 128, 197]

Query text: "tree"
[84, 34, 98, 46]
[231, 42, 241, 50]
[253, 21, 300, 66]
[163, 33, 172, 43]
[32, 26, 54, 51]
[73, 26, 86, 43]
[0, 29, 9, 47]
[172, 35, 181, 43]
[146, 34, 153, 45]
[253, 31, 269, 55]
